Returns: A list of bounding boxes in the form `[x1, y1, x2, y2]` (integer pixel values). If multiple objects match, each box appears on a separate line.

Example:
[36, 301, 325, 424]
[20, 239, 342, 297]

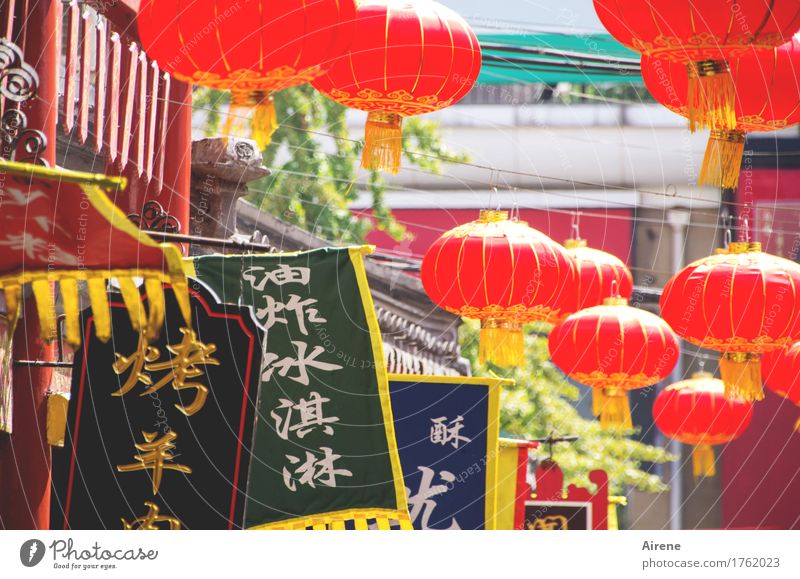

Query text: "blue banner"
[388, 374, 505, 530]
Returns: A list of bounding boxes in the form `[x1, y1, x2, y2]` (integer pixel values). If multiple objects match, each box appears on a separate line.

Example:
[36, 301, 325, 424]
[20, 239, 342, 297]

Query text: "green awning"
[478, 33, 641, 85]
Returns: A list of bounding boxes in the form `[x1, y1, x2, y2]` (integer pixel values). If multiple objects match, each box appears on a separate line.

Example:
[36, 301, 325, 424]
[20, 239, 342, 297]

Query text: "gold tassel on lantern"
[720, 352, 764, 402]
[592, 387, 605, 417]
[362, 111, 403, 174]
[686, 60, 737, 132]
[479, 319, 524, 367]
[223, 90, 277, 150]
[597, 387, 633, 430]
[692, 444, 716, 478]
[699, 130, 746, 189]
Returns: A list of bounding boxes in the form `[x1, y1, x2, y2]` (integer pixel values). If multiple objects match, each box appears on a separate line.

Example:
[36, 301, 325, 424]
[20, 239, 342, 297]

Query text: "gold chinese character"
[112, 332, 160, 396]
[143, 327, 219, 416]
[117, 431, 192, 495]
[528, 515, 569, 530]
[122, 501, 182, 530]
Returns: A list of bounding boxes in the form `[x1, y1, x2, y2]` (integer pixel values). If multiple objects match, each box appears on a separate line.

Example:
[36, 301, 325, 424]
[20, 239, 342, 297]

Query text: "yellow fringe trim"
[592, 387, 605, 417]
[720, 352, 764, 402]
[686, 60, 737, 132]
[699, 130, 746, 189]
[479, 319, 524, 367]
[692, 444, 716, 478]
[46, 392, 70, 447]
[795, 416, 800, 433]
[0, 160, 191, 348]
[362, 111, 403, 174]
[249, 508, 412, 531]
[597, 388, 632, 430]
[223, 90, 277, 150]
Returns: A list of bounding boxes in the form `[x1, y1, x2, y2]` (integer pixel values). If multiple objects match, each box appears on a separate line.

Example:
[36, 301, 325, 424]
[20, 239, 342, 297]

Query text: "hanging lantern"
[421, 210, 574, 367]
[661, 242, 800, 402]
[137, 0, 356, 148]
[548, 297, 680, 429]
[762, 342, 800, 431]
[653, 372, 753, 477]
[641, 36, 800, 189]
[594, 0, 800, 132]
[311, 0, 482, 173]
[552, 237, 633, 322]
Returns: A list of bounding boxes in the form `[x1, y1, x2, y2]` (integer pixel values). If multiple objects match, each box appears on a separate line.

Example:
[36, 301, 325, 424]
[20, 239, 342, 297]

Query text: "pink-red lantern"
[661, 242, 800, 402]
[549, 297, 680, 429]
[312, 0, 482, 173]
[421, 210, 574, 367]
[762, 342, 800, 431]
[654, 372, 753, 477]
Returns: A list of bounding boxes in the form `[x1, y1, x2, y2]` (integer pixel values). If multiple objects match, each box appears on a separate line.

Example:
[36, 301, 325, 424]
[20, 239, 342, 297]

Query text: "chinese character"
[430, 416, 472, 449]
[142, 327, 220, 416]
[261, 341, 343, 386]
[255, 294, 327, 335]
[112, 332, 160, 396]
[282, 447, 353, 492]
[528, 515, 569, 530]
[242, 264, 310, 291]
[117, 431, 192, 495]
[122, 501, 182, 530]
[271, 391, 339, 440]
[406, 466, 460, 530]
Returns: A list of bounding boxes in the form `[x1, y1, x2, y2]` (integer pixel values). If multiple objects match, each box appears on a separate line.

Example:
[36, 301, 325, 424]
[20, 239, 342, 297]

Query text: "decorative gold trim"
[564, 238, 587, 249]
[324, 87, 454, 116]
[174, 65, 322, 92]
[680, 334, 792, 354]
[603, 297, 628, 306]
[447, 303, 557, 323]
[571, 371, 663, 390]
[478, 210, 509, 223]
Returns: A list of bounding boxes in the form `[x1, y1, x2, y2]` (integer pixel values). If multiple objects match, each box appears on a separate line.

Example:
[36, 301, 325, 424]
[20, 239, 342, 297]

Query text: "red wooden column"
[0, 0, 59, 530]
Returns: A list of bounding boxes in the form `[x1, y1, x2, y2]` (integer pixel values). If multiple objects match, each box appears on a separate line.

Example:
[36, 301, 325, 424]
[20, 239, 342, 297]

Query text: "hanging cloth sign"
[387, 374, 504, 530]
[50, 281, 262, 529]
[0, 160, 189, 347]
[187, 247, 410, 530]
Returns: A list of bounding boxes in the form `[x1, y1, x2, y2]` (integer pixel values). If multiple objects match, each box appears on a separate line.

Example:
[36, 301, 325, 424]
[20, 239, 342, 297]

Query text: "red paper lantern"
[138, 0, 356, 147]
[548, 298, 680, 429]
[421, 210, 574, 367]
[554, 238, 633, 322]
[642, 37, 800, 188]
[661, 242, 800, 402]
[594, 0, 800, 131]
[653, 372, 753, 477]
[312, 0, 481, 173]
[762, 342, 800, 430]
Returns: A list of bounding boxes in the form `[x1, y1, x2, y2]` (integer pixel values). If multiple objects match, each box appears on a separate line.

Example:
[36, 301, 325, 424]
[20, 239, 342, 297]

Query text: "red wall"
[721, 392, 800, 529]
[358, 208, 634, 264]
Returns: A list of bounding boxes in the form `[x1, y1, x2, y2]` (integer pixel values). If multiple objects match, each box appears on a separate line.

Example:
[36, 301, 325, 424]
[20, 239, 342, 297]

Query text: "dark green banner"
[189, 247, 410, 529]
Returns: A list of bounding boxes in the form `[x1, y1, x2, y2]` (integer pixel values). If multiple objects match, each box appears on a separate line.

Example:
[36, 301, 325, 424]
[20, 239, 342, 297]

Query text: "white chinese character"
[270, 391, 339, 440]
[242, 264, 310, 291]
[255, 294, 327, 335]
[430, 416, 472, 449]
[282, 447, 353, 492]
[261, 341, 343, 386]
[406, 466, 460, 530]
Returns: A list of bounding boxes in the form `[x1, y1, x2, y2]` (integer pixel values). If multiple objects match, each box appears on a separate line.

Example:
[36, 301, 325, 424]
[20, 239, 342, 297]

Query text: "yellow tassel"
[686, 60, 737, 132]
[4, 285, 22, 331]
[692, 444, 716, 478]
[592, 387, 605, 417]
[47, 392, 70, 447]
[59, 278, 82, 348]
[144, 278, 165, 342]
[479, 319, 524, 367]
[795, 416, 800, 433]
[362, 111, 403, 174]
[375, 517, 391, 530]
[699, 130, 746, 189]
[87, 278, 111, 342]
[398, 518, 414, 530]
[223, 90, 277, 150]
[353, 517, 369, 530]
[330, 520, 346, 530]
[597, 388, 632, 430]
[171, 277, 192, 329]
[118, 277, 146, 335]
[720, 352, 764, 402]
[31, 280, 56, 342]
